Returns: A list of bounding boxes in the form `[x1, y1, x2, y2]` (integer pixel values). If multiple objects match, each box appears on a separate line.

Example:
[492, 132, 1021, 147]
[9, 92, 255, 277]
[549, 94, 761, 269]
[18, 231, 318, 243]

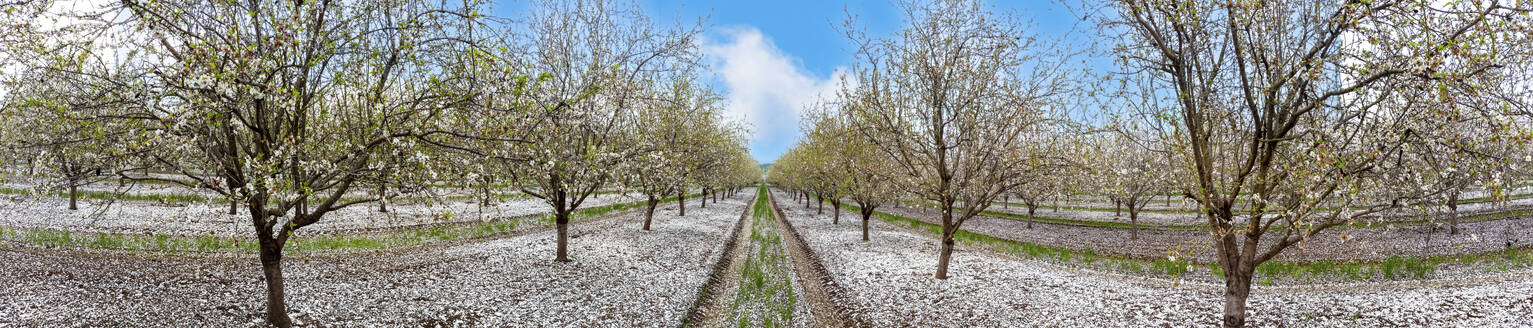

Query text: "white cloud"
[702, 27, 850, 144]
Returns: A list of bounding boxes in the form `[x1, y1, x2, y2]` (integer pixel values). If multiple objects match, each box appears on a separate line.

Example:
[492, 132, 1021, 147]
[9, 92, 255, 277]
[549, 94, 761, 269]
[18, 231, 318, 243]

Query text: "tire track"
[766, 188, 869, 328]
[680, 189, 756, 327]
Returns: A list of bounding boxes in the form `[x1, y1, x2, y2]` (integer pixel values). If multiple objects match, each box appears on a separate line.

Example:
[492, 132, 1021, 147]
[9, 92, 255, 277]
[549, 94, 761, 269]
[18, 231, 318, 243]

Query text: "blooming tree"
[4, 0, 498, 326]
[1105, 0, 1533, 326]
[841, 0, 1072, 279]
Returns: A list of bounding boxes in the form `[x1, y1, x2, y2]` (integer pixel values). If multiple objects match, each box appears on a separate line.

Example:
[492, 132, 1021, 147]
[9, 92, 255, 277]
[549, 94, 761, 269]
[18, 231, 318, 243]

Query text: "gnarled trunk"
[258, 237, 292, 328]
[678, 192, 686, 216]
[1222, 263, 1253, 328]
[1215, 214, 1258, 328]
[816, 194, 823, 214]
[642, 197, 658, 231]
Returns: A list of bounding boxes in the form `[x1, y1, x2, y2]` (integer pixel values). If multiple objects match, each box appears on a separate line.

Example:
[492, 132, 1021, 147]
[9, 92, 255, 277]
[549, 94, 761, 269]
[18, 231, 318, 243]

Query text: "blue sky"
[493, 1, 1095, 164]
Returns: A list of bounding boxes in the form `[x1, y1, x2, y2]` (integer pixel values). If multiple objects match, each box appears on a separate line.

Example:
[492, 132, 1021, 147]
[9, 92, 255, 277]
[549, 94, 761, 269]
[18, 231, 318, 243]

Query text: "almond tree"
[803, 100, 899, 240]
[619, 75, 740, 230]
[5, 0, 497, 326]
[843, 0, 1071, 279]
[1105, 1, 1533, 326]
[3, 82, 126, 210]
[1006, 124, 1080, 229]
[505, 0, 702, 262]
[1097, 127, 1172, 239]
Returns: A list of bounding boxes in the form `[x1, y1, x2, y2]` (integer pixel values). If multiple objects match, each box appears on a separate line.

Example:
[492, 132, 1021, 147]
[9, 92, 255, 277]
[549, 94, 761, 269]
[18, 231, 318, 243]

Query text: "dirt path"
[766, 189, 866, 328]
[680, 191, 755, 327]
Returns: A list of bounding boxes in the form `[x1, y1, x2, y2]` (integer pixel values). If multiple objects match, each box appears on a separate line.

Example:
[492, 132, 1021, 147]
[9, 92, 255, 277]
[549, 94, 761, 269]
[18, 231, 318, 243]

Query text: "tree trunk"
[1448, 192, 1460, 235]
[700, 188, 707, 208]
[1053, 196, 1059, 212]
[229, 195, 238, 215]
[642, 197, 658, 231]
[1222, 264, 1253, 328]
[555, 211, 571, 262]
[832, 200, 841, 224]
[816, 195, 824, 214]
[678, 192, 686, 216]
[1115, 200, 1122, 216]
[861, 207, 874, 241]
[935, 230, 956, 279]
[1026, 205, 1036, 229]
[258, 240, 292, 328]
[1129, 205, 1140, 240]
[1004, 196, 1009, 209]
[377, 184, 387, 213]
[68, 183, 79, 211]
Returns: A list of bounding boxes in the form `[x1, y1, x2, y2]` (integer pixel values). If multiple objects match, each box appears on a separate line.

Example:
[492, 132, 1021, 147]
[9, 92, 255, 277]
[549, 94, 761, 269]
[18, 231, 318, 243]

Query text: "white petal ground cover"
[0, 192, 644, 237]
[770, 190, 1533, 327]
[987, 197, 1533, 228]
[885, 206, 1533, 262]
[0, 193, 751, 327]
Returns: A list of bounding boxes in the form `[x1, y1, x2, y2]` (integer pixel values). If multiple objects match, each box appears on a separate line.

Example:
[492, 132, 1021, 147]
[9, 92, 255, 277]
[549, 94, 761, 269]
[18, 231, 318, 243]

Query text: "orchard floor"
[772, 190, 1533, 327]
[2, 189, 1531, 327]
[884, 205, 1533, 263]
[0, 192, 752, 327]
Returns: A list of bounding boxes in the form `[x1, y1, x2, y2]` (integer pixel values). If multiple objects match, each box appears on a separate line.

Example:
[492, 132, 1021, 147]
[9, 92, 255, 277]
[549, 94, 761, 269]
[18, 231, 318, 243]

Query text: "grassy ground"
[728, 186, 798, 328]
[0, 192, 702, 255]
[843, 202, 1533, 283]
